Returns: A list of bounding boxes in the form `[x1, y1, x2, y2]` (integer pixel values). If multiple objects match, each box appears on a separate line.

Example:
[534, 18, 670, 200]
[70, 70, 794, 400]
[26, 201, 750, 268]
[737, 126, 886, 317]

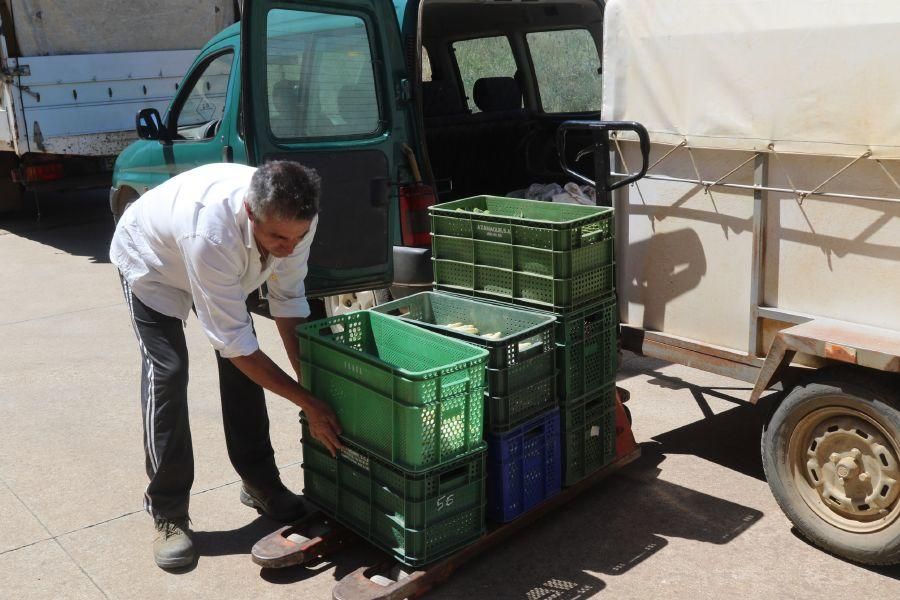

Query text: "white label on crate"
[475, 223, 508, 240]
[436, 493, 455, 511]
[590, 425, 601, 437]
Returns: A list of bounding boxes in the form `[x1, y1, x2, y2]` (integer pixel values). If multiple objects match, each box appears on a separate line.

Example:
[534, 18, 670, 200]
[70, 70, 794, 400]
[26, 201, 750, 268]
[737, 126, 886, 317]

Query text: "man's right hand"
[303, 396, 343, 457]
[227, 349, 343, 455]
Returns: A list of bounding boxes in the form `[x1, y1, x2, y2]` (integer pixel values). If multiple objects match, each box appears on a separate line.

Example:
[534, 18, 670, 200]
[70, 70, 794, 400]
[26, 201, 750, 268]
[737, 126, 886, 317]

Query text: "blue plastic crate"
[486, 409, 562, 522]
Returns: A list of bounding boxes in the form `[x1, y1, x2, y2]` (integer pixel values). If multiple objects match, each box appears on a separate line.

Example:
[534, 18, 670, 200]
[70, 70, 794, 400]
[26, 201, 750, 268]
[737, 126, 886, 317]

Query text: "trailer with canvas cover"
[597, 0, 900, 566]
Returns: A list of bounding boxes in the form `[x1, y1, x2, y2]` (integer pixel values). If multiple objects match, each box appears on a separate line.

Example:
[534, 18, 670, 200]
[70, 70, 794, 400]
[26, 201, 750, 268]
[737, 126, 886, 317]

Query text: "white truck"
[0, 0, 236, 212]
[589, 0, 900, 565]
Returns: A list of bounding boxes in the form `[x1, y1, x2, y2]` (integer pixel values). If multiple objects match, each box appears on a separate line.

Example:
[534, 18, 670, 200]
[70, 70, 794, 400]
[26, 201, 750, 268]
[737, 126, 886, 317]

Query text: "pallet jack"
[252, 391, 639, 599]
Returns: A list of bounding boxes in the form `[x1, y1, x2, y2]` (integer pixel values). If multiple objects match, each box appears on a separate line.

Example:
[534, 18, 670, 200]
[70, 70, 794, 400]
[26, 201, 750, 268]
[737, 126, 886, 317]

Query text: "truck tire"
[0, 153, 24, 215]
[0, 179, 24, 214]
[761, 370, 900, 565]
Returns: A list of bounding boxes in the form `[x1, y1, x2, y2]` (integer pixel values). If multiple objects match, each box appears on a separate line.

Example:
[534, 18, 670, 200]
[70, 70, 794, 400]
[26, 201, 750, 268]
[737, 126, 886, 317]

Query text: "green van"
[110, 0, 626, 303]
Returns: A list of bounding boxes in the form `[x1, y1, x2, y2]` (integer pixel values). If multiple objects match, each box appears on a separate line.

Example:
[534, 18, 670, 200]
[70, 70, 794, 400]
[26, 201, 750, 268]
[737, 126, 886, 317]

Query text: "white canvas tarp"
[8, 0, 235, 56]
[603, 0, 900, 159]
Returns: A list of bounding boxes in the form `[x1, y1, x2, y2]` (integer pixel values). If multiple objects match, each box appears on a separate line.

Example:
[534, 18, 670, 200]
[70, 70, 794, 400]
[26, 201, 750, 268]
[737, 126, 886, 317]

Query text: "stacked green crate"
[301, 421, 486, 567]
[430, 196, 619, 486]
[431, 196, 614, 312]
[371, 291, 557, 432]
[295, 311, 489, 565]
[554, 295, 619, 484]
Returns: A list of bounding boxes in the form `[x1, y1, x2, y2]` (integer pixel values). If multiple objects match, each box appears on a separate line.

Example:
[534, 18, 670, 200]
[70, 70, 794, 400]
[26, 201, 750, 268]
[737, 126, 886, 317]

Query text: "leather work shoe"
[153, 518, 196, 569]
[240, 482, 308, 523]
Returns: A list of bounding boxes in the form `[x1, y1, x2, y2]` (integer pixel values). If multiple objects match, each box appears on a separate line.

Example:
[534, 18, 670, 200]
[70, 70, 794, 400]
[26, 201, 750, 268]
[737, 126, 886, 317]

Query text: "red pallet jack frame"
[252, 391, 640, 599]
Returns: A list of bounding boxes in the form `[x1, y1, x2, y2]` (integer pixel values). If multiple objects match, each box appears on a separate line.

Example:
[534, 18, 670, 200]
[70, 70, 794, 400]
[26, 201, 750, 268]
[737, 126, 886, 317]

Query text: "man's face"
[246, 203, 312, 258]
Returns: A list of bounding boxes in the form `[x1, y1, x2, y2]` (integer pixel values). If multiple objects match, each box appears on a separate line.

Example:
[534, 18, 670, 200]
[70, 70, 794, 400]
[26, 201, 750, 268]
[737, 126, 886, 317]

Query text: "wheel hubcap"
[790, 405, 900, 533]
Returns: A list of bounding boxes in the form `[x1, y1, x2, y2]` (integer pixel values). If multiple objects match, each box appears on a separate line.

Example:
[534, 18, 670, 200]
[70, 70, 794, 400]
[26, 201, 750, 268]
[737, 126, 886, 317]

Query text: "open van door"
[241, 0, 407, 296]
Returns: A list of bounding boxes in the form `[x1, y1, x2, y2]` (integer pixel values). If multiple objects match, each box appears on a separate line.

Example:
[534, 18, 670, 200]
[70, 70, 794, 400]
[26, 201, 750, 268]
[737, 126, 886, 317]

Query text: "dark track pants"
[121, 277, 281, 519]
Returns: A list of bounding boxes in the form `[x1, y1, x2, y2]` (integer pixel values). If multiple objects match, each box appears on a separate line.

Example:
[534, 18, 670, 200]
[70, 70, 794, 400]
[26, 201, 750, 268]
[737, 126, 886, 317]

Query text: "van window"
[527, 29, 601, 113]
[452, 36, 519, 113]
[266, 10, 379, 139]
[172, 51, 234, 140]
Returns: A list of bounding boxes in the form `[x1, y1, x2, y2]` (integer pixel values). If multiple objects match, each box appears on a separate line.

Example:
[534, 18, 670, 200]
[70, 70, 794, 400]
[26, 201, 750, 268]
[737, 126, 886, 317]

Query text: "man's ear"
[244, 201, 255, 222]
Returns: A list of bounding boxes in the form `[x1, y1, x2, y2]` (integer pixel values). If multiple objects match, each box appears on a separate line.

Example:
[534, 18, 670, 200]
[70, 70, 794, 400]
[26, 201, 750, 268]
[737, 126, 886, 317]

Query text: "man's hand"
[304, 396, 343, 457]
[228, 348, 343, 455]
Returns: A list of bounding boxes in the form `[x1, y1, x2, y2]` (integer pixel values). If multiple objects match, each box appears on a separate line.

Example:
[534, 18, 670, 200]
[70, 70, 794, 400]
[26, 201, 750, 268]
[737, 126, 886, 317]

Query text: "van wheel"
[761, 371, 900, 565]
[112, 188, 139, 224]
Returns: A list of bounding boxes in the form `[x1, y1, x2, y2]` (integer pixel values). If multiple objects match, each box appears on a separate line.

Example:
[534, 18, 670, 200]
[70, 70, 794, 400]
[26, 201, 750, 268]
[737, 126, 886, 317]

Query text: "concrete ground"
[1, 191, 897, 599]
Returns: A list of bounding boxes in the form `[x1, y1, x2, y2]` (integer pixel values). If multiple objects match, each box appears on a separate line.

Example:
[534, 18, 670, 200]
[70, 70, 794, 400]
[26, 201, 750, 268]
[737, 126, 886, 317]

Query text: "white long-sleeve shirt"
[110, 163, 318, 358]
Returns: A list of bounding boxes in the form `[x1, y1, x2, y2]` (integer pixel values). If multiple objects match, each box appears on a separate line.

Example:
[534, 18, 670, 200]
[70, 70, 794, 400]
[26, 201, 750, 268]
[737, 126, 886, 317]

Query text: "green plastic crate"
[556, 296, 619, 401]
[434, 259, 614, 312]
[301, 423, 486, 567]
[486, 350, 555, 396]
[297, 311, 487, 471]
[297, 311, 487, 407]
[486, 373, 556, 432]
[430, 195, 614, 251]
[301, 362, 485, 471]
[370, 292, 555, 371]
[432, 235, 613, 279]
[561, 385, 617, 486]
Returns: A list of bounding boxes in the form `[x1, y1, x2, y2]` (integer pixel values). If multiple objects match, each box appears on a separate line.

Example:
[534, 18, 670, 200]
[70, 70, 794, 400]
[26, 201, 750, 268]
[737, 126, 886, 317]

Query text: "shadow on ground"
[0, 188, 113, 264]
[192, 513, 383, 587]
[622, 356, 779, 480]
[434, 445, 763, 599]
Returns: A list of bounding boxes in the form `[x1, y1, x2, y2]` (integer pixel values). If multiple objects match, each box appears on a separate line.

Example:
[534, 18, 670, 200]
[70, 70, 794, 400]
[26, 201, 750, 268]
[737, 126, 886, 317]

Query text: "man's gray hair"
[246, 160, 321, 221]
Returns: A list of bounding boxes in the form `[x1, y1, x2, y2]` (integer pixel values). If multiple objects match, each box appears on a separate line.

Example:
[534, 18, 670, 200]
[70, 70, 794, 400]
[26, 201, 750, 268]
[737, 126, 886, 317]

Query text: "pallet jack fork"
[252, 393, 639, 599]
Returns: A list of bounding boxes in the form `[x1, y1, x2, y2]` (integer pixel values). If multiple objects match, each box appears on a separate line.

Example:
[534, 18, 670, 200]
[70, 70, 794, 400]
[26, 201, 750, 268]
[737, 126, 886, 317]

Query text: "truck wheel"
[0, 180, 24, 214]
[0, 153, 24, 215]
[761, 371, 900, 565]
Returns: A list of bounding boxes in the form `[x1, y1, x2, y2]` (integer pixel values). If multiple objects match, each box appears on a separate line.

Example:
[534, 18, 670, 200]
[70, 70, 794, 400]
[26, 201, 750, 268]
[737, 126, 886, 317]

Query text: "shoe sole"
[240, 488, 264, 513]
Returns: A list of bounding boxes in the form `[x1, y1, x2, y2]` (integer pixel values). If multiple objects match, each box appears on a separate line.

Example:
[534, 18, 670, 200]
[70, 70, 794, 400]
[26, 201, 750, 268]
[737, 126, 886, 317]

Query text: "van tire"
[761, 370, 900, 565]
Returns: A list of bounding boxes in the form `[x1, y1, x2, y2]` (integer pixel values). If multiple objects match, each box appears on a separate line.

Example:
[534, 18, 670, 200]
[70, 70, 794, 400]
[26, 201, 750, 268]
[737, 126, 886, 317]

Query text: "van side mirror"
[135, 108, 169, 143]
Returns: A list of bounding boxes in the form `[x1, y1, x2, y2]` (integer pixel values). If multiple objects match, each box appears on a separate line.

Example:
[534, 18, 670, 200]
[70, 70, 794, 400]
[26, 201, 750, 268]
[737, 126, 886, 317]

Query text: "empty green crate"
[370, 291, 556, 371]
[301, 424, 486, 567]
[486, 374, 556, 432]
[434, 259, 614, 312]
[561, 385, 618, 486]
[297, 311, 488, 407]
[430, 195, 614, 251]
[432, 235, 613, 279]
[301, 362, 485, 471]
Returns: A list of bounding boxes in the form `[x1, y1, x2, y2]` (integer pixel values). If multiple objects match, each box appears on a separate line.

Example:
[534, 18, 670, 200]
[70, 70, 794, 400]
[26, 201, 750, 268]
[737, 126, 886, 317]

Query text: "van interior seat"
[423, 76, 533, 198]
[337, 83, 377, 133]
[473, 77, 522, 114]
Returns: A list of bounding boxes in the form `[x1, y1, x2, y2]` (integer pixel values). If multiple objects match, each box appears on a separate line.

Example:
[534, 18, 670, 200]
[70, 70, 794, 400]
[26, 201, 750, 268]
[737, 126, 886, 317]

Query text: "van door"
[241, 1, 407, 296]
[163, 44, 237, 174]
